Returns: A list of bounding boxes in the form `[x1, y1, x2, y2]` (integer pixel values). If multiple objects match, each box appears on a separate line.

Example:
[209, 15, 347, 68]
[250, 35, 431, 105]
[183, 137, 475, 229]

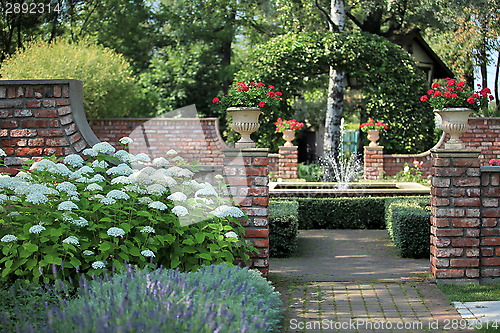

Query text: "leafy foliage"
[0, 38, 149, 120]
[0, 141, 253, 286]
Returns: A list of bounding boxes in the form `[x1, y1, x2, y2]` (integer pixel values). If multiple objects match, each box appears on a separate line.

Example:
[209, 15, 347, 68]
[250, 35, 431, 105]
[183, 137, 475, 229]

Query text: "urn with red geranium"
[212, 81, 283, 148]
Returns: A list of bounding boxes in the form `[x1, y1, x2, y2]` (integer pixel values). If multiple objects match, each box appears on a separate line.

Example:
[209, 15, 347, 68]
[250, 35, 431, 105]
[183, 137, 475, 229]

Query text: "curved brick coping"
[0, 79, 100, 171]
[385, 132, 446, 159]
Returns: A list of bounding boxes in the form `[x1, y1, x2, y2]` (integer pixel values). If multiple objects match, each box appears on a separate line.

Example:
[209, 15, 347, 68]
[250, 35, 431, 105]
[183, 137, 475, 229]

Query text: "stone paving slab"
[269, 230, 471, 332]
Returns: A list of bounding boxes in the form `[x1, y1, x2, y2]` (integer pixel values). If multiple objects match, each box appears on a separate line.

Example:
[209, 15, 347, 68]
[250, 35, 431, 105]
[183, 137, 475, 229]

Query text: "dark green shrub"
[7, 264, 283, 333]
[295, 197, 387, 229]
[298, 163, 322, 182]
[385, 198, 431, 258]
[269, 200, 299, 257]
[384, 197, 430, 241]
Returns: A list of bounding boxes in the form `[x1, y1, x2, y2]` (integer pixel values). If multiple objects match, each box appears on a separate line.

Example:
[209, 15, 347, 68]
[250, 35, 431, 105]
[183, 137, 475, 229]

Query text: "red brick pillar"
[364, 146, 384, 180]
[223, 148, 269, 276]
[430, 149, 481, 282]
[480, 166, 500, 281]
[278, 146, 298, 180]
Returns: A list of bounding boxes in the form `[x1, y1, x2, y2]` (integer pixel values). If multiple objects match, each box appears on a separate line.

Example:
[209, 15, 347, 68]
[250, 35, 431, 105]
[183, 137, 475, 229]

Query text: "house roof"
[388, 29, 454, 79]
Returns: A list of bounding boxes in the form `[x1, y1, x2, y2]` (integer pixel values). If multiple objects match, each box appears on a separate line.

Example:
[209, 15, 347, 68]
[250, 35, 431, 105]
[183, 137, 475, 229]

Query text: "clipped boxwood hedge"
[269, 199, 299, 258]
[385, 197, 431, 258]
[294, 197, 388, 229]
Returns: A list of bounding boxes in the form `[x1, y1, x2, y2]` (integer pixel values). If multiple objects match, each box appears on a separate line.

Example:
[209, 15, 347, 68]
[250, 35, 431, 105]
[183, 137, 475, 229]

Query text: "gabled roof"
[388, 29, 454, 79]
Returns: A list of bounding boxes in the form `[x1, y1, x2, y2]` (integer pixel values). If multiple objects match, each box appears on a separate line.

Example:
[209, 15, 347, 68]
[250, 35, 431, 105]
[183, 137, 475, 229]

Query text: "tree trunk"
[323, 0, 345, 157]
[495, 49, 500, 115]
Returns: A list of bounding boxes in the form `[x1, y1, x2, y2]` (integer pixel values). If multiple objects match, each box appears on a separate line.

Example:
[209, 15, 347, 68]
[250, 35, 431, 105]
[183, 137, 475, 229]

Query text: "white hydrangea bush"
[0, 140, 254, 285]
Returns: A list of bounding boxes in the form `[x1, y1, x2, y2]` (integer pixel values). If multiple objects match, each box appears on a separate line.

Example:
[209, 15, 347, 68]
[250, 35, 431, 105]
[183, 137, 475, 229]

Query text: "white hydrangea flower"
[0, 193, 8, 204]
[141, 250, 155, 258]
[62, 236, 79, 245]
[224, 231, 239, 239]
[100, 197, 117, 205]
[114, 150, 133, 163]
[92, 142, 116, 155]
[107, 164, 134, 176]
[72, 217, 89, 227]
[91, 261, 105, 269]
[166, 149, 178, 156]
[177, 168, 194, 178]
[56, 182, 77, 192]
[64, 154, 84, 167]
[148, 201, 168, 211]
[165, 166, 182, 177]
[1, 234, 17, 242]
[107, 227, 125, 237]
[58, 201, 79, 211]
[132, 153, 151, 163]
[184, 180, 205, 189]
[29, 224, 46, 234]
[9, 195, 20, 201]
[111, 176, 133, 185]
[122, 185, 147, 194]
[30, 159, 56, 172]
[138, 196, 153, 204]
[152, 157, 170, 168]
[54, 163, 72, 176]
[172, 156, 184, 163]
[0, 148, 6, 157]
[74, 177, 91, 183]
[62, 212, 75, 222]
[195, 184, 218, 197]
[83, 250, 94, 256]
[146, 184, 167, 196]
[172, 205, 189, 217]
[7, 211, 20, 217]
[90, 194, 105, 200]
[119, 137, 134, 145]
[195, 197, 214, 205]
[128, 171, 154, 186]
[210, 205, 245, 218]
[150, 171, 177, 187]
[89, 174, 106, 183]
[14, 171, 32, 181]
[26, 193, 49, 204]
[92, 160, 109, 169]
[106, 189, 130, 200]
[85, 183, 103, 192]
[138, 166, 156, 175]
[83, 148, 97, 157]
[167, 192, 187, 202]
[215, 174, 224, 180]
[140, 226, 155, 234]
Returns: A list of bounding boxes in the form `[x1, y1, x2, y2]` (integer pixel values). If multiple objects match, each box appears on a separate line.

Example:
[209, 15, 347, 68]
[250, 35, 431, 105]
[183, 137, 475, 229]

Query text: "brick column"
[278, 146, 298, 180]
[223, 148, 269, 276]
[430, 149, 481, 282]
[364, 146, 384, 180]
[480, 166, 500, 281]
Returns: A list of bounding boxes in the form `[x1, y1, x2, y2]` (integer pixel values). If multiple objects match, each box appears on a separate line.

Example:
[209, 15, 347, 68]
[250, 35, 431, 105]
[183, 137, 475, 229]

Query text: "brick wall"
[90, 118, 226, 166]
[0, 79, 99, 174]
[430, 149, 500, 282]
[364, 118, 500, 179]
[363, 146, 384, 180]
[277, 146, 298, 180]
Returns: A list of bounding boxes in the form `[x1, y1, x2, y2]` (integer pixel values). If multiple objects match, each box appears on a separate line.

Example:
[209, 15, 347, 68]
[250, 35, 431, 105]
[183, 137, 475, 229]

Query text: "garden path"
[269, 230, 471, 332]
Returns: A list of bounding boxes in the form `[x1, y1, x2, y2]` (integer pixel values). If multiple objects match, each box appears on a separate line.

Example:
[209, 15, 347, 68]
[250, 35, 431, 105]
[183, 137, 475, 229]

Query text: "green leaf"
[70, 257, 82, 267]
[99, 241, 114, 252]
[197, 253, 212, 260]
[137, 211, 152, 218]
[195, 233, 206, 243]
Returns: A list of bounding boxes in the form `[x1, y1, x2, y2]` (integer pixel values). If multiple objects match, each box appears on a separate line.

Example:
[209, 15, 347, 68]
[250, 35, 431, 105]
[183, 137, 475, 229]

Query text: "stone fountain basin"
[269, 182, 430, 198]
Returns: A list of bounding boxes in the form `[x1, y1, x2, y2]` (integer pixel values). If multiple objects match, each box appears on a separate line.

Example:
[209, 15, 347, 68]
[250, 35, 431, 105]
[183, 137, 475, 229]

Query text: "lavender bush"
[0, 141, 254, 286]
[5, 263, 283, 332]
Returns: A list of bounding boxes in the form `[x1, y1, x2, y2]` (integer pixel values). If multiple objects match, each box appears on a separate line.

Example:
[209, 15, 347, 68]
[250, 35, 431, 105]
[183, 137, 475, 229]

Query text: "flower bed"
[0, 140, 254, 286]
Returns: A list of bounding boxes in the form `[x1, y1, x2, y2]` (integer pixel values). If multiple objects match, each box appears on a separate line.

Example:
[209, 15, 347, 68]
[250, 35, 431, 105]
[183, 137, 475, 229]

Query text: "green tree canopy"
[238, 31, 433, 154]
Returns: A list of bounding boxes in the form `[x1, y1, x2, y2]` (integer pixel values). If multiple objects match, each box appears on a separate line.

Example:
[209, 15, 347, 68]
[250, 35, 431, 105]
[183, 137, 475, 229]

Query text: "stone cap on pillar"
[430, 149, 481, 158]
[223, 147, 269, 157]
[278, 146, 298, 150]
[364, 146, 384, 151]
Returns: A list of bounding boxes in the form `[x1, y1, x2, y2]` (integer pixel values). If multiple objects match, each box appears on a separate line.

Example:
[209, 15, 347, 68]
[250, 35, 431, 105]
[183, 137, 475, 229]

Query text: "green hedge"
[269, 200, 299, 258]
[294, 197, 388, 229]
[385, 198, 431, 258]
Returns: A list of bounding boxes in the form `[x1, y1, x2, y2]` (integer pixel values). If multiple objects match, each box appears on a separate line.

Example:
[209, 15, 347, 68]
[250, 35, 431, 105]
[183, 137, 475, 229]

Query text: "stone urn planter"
[434, 108, 472, 149]
[227, 107, 262, 148]
[282, 130, 296, 147]
[367, 130, 380, 147]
